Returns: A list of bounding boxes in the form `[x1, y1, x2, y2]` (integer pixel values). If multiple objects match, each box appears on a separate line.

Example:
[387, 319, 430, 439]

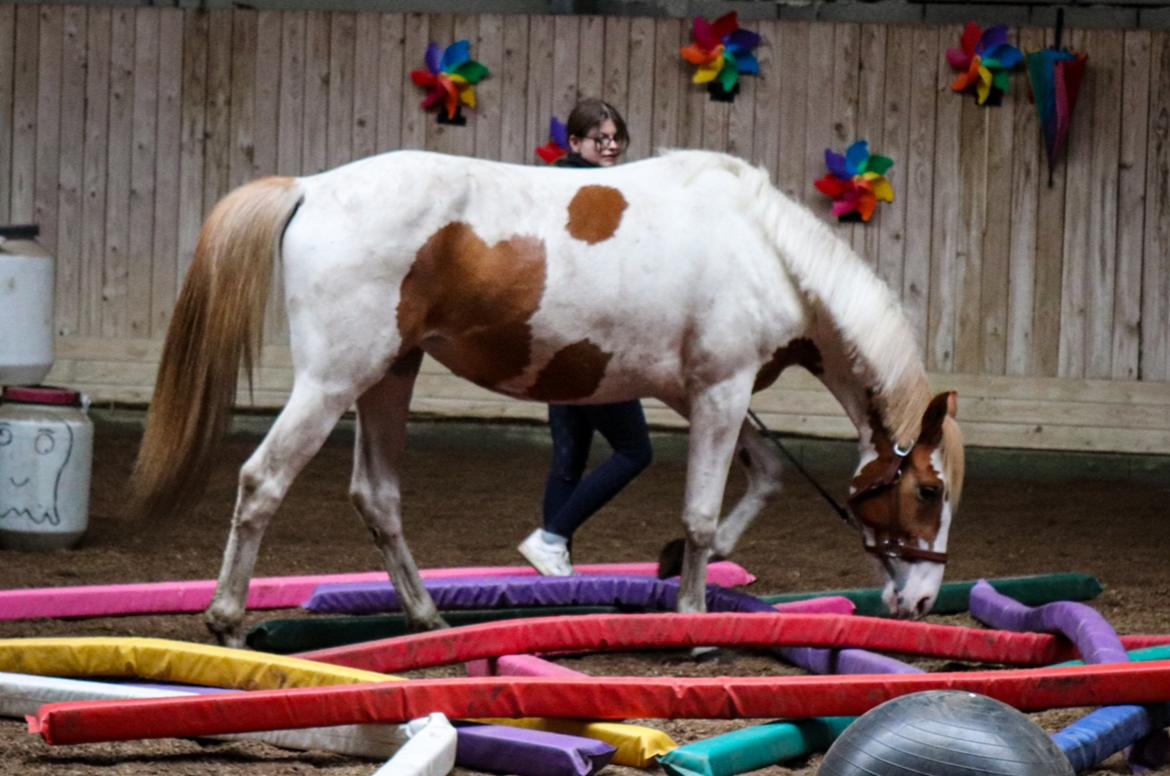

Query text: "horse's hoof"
[204, 611, 245, 648]
[656, 539, 686, 578]
[406, 614, 450, 632]
[209, 628, 245, 649]
[691, 645, 723, 662]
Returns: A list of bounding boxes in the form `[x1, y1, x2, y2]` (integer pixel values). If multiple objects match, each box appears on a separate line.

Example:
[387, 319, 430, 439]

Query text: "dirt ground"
[0, 415, 1167, 775]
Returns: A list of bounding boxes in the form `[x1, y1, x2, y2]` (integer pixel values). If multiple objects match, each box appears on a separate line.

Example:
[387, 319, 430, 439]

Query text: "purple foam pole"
[970, 579, 1168, 773]
[969, 581, 1127, 664]
[455, 724, 614, 776]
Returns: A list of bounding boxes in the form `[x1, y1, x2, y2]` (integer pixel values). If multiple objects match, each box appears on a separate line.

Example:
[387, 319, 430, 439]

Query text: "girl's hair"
[566, 98, 630, 146]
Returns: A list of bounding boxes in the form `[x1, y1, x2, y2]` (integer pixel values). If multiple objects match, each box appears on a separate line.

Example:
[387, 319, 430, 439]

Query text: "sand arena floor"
[0, 416, 1167, 775]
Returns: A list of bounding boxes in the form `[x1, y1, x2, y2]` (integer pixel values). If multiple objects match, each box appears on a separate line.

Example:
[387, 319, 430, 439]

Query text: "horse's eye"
[917, 485, 942, 502]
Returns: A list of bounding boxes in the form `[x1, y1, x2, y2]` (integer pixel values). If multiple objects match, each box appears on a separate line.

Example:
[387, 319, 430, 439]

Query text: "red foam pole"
[29, 661, 1170, 745]
[297, 612, 1169, 673]
[1119, 635, 1170, 650]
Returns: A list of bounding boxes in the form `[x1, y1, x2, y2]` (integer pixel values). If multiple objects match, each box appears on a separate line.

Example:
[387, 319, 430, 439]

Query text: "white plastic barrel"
[0, 386, 92, 551]
[0, 234, 55, 386]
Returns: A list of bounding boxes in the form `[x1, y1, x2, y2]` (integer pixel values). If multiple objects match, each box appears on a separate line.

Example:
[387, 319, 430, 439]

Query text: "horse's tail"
[131, 176, 303, 520]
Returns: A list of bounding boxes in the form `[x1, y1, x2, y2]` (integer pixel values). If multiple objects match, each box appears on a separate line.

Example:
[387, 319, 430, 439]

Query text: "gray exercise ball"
[818, 690, 1074, 776]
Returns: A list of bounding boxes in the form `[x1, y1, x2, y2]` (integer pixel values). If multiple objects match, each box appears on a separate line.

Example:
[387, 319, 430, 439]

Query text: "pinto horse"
[132, 149, 965, 646]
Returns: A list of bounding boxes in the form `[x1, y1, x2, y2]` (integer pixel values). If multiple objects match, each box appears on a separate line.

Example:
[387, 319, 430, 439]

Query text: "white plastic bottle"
[0, 386, 92, 551]
[0, 231, 55, 386]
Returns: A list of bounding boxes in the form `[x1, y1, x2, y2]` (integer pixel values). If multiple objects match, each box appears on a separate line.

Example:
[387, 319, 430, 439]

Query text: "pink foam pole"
[773, 596, 856, 615]
[465, 655, 585, 678]
[0, 561, 755, 621]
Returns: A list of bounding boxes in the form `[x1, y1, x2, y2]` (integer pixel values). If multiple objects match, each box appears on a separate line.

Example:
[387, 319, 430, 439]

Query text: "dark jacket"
[555, 153, 598, 169]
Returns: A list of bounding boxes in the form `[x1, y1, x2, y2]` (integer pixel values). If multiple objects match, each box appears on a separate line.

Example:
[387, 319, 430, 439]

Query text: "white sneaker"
[518, 530, 575, 576]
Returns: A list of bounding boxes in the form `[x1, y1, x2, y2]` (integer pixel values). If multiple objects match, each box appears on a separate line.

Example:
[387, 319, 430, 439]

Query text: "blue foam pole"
[1052, 705, 1161, 774]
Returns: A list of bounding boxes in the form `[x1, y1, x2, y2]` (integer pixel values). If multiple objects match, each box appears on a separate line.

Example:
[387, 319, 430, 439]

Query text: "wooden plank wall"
[2, 7, 1169, 454]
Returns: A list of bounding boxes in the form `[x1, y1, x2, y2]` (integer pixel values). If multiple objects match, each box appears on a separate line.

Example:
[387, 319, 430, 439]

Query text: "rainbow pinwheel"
[535, 117, 570, 165]
[680, 12, 760, 99]
[814, 141, 894, 223]
[410, 40, 490, 121]
[947, 22, 1023, 106]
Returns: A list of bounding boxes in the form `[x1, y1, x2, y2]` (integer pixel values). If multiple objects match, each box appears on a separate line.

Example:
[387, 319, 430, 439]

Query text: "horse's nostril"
[915, 597, 932, 617]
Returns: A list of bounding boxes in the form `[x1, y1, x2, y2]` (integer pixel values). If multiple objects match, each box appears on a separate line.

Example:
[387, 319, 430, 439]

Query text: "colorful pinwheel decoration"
[814, 141, 894, 223]
[947, 22, 1023, 106]
[535, 117, 570, 165]
[680, 12, 761, 102]
[410, 40, 490, 124]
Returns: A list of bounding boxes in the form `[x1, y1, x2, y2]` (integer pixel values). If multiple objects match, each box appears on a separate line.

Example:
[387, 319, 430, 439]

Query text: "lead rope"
[745, 409, 854, 527]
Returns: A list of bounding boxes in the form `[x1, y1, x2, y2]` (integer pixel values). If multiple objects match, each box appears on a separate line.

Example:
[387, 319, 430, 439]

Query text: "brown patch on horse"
[848, 393, 957, 543]
[753, 337, 823, 392]
[566, 186, 627, 244]
[529, 339, 614, 401]
[397, 222, 546, 389]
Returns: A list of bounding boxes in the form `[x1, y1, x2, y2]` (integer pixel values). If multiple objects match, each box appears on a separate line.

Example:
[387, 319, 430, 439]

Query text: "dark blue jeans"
[543, 400, 653, 541]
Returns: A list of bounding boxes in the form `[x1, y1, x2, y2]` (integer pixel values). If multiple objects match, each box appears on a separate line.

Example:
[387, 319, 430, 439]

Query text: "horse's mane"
[663, 150, 931, 446]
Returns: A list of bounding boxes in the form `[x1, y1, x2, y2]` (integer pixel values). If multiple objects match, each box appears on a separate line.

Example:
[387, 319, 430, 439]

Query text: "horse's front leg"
[658, 421, 784, 577]
[349, 350, 446, 631]
[678, 374, 755, 613]
[206, 382, 353, 647]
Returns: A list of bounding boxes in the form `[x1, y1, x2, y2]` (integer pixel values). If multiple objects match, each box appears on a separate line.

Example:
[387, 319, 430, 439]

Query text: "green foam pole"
[760, 573, 1103, 616]
[246, 606, 621, 653]
[1052, 644, 1170, 668]
[659, 717, 852, 776]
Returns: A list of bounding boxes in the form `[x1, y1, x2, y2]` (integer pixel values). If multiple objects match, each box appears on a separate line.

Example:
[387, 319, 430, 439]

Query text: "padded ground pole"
[298, 612, 1168, 673]
[29, 661, 1170, 745]
[760, 573, 1104, 616]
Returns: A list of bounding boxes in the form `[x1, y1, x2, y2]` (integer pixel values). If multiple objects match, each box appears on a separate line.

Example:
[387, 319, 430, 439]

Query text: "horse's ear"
[919, 391, 957, 446]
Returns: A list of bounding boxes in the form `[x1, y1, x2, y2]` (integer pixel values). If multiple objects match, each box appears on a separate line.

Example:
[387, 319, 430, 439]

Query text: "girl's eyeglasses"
[587, 134, 622, 149]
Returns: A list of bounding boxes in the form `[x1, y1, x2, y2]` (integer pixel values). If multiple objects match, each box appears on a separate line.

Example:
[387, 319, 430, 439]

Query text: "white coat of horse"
[132, 149, 965, 645]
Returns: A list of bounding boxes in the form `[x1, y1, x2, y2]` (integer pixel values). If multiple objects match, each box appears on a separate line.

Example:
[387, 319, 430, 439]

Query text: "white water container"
[0, 230, 54, 386]
[0, 386, 92, 551]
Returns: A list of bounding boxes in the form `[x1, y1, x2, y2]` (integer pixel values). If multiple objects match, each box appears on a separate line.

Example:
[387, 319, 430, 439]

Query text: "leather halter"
[848, 445, 949, 566]
[744, 410, 948, 567]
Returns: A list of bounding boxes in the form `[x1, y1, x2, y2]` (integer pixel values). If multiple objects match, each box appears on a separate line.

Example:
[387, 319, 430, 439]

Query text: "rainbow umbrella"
[1026, 15, 1087, 186]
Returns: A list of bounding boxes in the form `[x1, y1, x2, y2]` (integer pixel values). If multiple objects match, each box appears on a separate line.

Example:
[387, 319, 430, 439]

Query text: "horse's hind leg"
[206, 381, 353, 646]
[349, 349, 445, 631]
[713, 422, 784, 557]
[658, 421, 784, 578]
[678, 374, 755, 614]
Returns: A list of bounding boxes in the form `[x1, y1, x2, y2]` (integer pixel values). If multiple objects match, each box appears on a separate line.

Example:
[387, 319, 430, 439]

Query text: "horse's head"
[848, 391, 964, 619]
